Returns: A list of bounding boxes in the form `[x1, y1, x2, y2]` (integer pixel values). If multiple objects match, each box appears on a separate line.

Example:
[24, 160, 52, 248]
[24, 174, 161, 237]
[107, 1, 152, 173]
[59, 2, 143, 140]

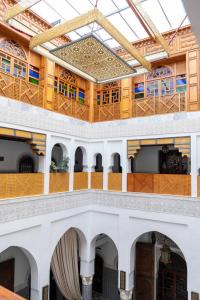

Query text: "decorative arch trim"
[0, 39, 27, 61]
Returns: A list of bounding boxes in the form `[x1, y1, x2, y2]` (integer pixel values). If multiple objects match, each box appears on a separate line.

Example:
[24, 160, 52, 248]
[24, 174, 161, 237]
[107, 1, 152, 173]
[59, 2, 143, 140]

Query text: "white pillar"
[43, 134, 51, 195]
[69, 140, 75, 192]
[191, 134, 197, 197]
[122, 139, 127, 192]
[103, 140, 108, 190]
[31, 288, 42, 300]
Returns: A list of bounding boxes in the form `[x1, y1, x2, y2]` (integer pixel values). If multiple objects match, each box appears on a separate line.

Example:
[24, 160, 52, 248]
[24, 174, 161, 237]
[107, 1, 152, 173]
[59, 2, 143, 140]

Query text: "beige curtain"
[51, 229, 81, 300]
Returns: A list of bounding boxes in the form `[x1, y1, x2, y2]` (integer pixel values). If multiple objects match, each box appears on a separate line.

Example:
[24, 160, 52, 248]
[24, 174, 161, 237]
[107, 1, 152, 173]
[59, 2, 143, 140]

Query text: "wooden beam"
[30, 9, 98, 49]
[129, 0, 170, 54]
[4, 0, 41, 22]
[96, 10, 151, 70]
[30, 8, 151, 70]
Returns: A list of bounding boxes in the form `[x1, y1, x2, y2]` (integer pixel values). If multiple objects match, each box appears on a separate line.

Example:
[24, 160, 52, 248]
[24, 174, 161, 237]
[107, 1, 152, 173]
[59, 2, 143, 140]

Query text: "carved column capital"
[81, 275, 93, 286]
[119, 289, 133, 300]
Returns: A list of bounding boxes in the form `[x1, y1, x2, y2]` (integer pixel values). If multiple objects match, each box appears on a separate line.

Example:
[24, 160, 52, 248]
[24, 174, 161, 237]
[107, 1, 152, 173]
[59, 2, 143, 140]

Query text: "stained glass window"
[0, 53, 11, 74]
[78, 89, 85, 104]
[147, 81, 159, 96]
[176, 74, 186, 93]
[14, 59, 26, 79]
[161, 78, 174, 95]
[29, 65, 39, 85]
[134, 82, 144, 99]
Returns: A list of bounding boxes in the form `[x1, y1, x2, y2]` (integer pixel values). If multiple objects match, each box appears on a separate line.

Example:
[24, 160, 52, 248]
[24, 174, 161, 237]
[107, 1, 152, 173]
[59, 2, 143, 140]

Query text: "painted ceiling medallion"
[51, 34, 136, 83]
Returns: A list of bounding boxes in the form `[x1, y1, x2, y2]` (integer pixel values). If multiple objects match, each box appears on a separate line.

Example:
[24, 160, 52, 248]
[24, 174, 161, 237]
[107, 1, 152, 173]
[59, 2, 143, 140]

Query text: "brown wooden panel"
[0, 259, 14, 292]
[0, 173, 44, 199]
[0, 286, 25, 300]
[154, 174, 191, 196]
[49, 173, 69, 193]
[135, 242, 155, 300]
[91, 172, 103, 190]
[108, 173, 122, 191]
[127, 173, 154, 193]
[73, 172, 88, 190]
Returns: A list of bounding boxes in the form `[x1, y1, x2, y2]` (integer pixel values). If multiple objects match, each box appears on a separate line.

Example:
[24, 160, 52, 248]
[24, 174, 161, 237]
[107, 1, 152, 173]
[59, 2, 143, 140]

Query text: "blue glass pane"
[176, 79, 186, 85]
[79, 91, 85, 98]
[134, 83, 144, 93]
[29, 69, 39, 79]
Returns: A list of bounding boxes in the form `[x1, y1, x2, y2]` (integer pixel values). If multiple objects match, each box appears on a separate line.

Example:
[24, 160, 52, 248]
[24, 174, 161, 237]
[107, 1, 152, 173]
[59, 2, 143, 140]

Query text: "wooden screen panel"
[0, 286, 26, 300]
[0, 173, 44, 199]
[91, 172, 103, 190]
[127, 173, 154, 193]
[0, 259, 14, 292]
[49, 173, 69, 193]
[108, 173, 122, 191]
[135, 242, 155, 300]
[154, 174, 191, 196]
[187, 50, 200, 111]
[73, 172, 88, 190]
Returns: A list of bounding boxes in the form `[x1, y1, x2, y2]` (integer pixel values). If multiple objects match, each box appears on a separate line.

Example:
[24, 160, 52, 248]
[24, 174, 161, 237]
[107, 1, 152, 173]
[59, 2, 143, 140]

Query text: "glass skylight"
[30, 0, 190, 48]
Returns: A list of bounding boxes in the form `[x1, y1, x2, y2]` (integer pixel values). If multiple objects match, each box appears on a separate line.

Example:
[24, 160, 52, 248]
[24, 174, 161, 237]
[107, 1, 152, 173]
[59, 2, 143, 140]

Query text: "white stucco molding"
[0, 191, 200, 224]
[1, 96, 200, 140]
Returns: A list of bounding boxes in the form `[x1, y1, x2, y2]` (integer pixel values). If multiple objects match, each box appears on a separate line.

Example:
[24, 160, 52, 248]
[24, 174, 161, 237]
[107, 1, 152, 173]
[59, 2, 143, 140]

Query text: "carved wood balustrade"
[133, 92, 186, 117]
[0, 70, 44, 107]
[54, 93, 89, 121]
[94, 102, 120, 121]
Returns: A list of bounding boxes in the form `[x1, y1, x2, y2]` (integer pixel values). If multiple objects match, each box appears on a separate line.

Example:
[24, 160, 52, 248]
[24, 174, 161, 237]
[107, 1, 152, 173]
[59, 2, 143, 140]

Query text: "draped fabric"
[51, 229, 81, 300]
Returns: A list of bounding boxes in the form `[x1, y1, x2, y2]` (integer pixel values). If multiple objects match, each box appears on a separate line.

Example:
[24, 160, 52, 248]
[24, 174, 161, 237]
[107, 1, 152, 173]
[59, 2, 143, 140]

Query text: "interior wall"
[0, 139, 38, 173]
[134, 145, 175, 173]
[0, 247, 30, 293]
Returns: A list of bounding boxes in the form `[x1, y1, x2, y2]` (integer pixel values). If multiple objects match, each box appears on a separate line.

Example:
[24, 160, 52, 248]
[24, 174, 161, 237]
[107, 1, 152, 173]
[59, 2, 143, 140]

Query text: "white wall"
[0, 139, 38, 173]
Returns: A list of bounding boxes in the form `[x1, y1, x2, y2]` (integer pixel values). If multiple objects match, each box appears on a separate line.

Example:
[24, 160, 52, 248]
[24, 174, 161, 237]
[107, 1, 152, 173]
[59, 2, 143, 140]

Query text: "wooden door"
[135, 242, 155, 300]
[0, 259, 15, 292]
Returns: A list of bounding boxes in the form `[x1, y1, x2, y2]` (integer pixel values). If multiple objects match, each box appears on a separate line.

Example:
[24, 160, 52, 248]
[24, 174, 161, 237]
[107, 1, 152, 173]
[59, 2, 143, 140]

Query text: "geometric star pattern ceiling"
[51, 34, 136, 83]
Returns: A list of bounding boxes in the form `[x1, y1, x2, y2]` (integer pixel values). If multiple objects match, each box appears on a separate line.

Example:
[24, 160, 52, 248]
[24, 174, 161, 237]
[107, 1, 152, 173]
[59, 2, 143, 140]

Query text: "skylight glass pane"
[182, 16, 190, 26]
[31, 1, 60, 23]
[158, 0, 189, 28]
[44, 0, 78, 21]
[105, 39, 120, 48]
[141, 0, 171, 32]
[67, 31, 81, 41]
[108, 13, 137, 41]
[95, 29, 112, 41]
[69, 0, 94, 14]
[76, 25, 93, 36]
[121, 8, 149, 39]
[112, 0, 129, 9]
[95, 0, 117, 15]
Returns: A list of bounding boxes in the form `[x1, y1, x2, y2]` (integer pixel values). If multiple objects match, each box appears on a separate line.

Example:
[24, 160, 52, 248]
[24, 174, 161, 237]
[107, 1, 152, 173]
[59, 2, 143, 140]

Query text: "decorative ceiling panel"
[50, 34, 136, 83]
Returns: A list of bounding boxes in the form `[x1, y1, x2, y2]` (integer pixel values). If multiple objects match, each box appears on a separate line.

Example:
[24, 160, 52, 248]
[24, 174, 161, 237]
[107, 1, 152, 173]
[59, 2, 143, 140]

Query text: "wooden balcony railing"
[94, 102, 120, 122]
[0, 173, 44, 199]
[108, 173, 122, 191]
[133, 92, 186, 117]
[54, 93, 89, 121]
[49, 173, 69, 193]
[127, 173, 191, 196]
[74, 172, 88, 190]
[91, 172, 103, 190]
[0, 71, 44, 107]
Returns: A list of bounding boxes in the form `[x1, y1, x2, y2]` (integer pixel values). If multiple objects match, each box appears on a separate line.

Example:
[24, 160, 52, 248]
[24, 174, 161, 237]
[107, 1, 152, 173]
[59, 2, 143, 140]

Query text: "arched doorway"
[92, 234, 118, 300]
[19, 156, 34, 173]
[74, 147, 83, 172]
[95, 153, 103, 172]
[0, 246, 38, 300]
[49, 228, 86, 300]
[133, 231, 187, 300]
[112, 153, 122, 173]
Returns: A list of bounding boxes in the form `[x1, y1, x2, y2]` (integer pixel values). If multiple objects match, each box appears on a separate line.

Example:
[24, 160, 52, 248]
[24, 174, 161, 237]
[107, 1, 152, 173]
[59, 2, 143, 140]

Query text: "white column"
[80, 259, 95, 300]
[121, 139, 127, 192]
[31, 288, 42, 300]
[103, 140, 108, 190]
[42, 133, 51, 195]
[69, 140, 75, 192]
[191, 134, 197, 197]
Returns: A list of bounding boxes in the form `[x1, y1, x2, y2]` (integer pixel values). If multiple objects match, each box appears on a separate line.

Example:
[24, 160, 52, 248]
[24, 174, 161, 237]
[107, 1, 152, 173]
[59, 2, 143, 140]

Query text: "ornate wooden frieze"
[127, 136, 190, 159]
[0, 39, 26, 60]
[0, 126, 46, 156]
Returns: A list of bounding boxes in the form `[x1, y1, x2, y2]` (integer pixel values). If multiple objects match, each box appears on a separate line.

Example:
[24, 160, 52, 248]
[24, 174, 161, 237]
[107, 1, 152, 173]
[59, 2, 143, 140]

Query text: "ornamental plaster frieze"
[0, 191, 200, 224]
[1, 96, 200, 139]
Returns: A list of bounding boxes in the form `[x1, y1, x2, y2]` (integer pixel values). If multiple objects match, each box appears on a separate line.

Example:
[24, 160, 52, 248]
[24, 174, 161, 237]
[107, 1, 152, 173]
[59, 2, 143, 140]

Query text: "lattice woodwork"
[54, 94, 89, 121]
[91, 172, 103, 190]
[73, 172, 88, 190]
[94, 102, 120, 121]
[0, 173, 44, 199]
[108, 173, 122, 191]
[49, 173, 69, 193]
[0, 39, 26, 60]
[127, 173, 191, 196]
[0, 71, 44, 108]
